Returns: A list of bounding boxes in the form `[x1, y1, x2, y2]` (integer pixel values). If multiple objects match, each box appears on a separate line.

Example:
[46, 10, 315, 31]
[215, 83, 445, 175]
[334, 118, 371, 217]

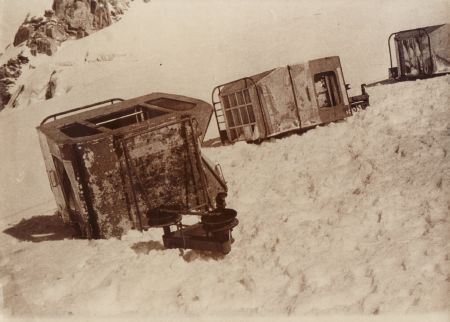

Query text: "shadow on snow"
[3, 213, 79, 242]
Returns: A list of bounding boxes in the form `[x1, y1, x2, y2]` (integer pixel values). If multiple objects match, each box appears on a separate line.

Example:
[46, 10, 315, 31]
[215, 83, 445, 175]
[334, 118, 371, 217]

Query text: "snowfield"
[1, 75, 449, 321]
[0, 0, 449, 321]
[205, 77, 450, 314]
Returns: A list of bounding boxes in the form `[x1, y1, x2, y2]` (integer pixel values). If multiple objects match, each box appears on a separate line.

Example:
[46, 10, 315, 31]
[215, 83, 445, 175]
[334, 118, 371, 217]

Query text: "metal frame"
[201, 157, 227, 192]
[388, 27, 433, 79]
[222, 90, 256, 141]
[311, 70, 342, 109]
[114, 116, 213, 230]
[287, 65, 302, 128]
[211, 77, 269, 144]
[40, 98, 124, 125]
[187, 117, 213, 209]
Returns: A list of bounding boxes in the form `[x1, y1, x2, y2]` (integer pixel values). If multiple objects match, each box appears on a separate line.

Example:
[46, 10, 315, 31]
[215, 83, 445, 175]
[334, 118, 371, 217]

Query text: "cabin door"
[309, 57, 347, 123]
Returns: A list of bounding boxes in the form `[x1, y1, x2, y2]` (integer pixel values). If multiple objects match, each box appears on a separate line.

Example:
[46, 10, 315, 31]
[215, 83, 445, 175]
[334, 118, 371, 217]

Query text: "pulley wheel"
[201, 208, 237, 232]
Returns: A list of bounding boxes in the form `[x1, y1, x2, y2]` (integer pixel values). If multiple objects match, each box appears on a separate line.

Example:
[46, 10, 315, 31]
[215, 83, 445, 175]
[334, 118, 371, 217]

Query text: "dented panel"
[37, 132, 68, 220]
[214, 56, 352, 143]
[61, 157, 93, 238]
[120, 121, 207, 219]
[257, 67, 300, 136]
[289, 63, 321, 127]
[37, 93, 225, 239]
[77, 136, 132, 238]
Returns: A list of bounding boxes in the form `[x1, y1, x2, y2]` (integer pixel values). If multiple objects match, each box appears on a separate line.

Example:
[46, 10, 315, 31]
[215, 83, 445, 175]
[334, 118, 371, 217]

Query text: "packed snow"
[0, 1, 449, 321]
[2, 72, 449, 322]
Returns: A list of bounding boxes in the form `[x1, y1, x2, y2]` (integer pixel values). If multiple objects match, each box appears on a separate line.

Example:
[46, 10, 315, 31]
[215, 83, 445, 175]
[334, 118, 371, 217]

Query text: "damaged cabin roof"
[393, 24, 446, 40]
[219, 55, 343, 95]
[37, 92, 213, 143]
[220, 69, 274, 95]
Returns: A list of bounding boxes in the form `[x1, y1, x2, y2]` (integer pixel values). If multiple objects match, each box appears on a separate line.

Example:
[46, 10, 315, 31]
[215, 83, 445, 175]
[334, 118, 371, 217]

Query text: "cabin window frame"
[313, 71, 342, 108]
[221, 88, 257, 141]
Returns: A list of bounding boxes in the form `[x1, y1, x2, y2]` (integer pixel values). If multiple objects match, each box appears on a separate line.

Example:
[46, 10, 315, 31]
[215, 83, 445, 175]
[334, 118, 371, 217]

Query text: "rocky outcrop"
[55, 0, 95, 34]
[45, 71, 58, 99]
[0, 54, 29, 109]
[29, 33, 59, 56]
[2, 0, 133, 110]
[13, 25, 34, 47]
[12, 0, 131, 56]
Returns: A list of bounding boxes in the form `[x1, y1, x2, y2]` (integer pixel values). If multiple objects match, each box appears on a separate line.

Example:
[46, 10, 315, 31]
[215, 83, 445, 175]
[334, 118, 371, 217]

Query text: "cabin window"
[60, 123, 101, 138]
[145, 98, 195, 111]
[221, 88, 257, 141]
[313, 71, 341, 108]
[397, 37, 431, 76]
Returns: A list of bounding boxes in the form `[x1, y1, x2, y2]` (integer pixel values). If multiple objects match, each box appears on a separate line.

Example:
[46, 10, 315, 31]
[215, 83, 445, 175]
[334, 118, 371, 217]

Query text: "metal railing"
[40, 98, 124, 125]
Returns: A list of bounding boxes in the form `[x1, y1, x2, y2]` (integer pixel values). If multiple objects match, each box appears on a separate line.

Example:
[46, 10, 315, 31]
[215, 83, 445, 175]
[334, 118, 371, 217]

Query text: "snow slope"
[1, 70, 449, 321]
[204, 77, 450, 315]
[0, 0, 449, 321]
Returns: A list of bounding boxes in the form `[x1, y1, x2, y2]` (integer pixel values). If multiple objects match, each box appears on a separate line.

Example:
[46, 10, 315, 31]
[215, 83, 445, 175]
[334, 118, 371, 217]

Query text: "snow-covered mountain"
[0, 1, 449, 321]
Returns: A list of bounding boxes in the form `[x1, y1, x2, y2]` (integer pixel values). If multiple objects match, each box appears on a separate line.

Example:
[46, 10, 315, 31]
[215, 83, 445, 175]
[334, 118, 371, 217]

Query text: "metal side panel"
[37, 131, 68, 221]
[289, 63, 321, 128]
[248, 85, 265, 141]
[61, 152, 94, 238]
[120, 120, 207, 217]
[77, 137, 133, 239]
[335, 66, 351, 119]
[430, 24, 450, 73]
[256, 67, 300, 136]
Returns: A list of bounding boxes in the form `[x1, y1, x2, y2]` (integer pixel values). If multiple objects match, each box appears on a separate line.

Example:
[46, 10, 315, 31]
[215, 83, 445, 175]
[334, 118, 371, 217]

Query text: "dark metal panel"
[37, 93, 228, 240]
[37, 131, 68, 220]
[77, 136, 133, 238]
[117, 119, 210, 225]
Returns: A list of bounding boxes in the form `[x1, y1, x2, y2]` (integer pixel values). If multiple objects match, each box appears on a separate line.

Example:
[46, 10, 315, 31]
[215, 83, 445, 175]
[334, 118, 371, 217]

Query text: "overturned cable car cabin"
[211, 56, 368, 144]
[388, 24, 450, 81]
[37, 93, 238, 254]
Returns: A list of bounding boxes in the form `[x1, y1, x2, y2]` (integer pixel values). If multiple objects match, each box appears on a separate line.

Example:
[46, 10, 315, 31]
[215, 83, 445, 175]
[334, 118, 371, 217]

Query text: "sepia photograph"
[0, 0, 449, 321]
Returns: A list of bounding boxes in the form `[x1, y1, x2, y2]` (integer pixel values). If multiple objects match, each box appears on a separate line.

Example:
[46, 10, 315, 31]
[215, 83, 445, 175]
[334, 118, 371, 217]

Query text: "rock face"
[12, 0, 131, 56]
[0, 54, 29, 109]
[3, 0, 132, 109]
[56, 0, 95, 34]
[29, 35, 58, 56]
[13, 25, 34, 47]
[45, 71, 58, 100]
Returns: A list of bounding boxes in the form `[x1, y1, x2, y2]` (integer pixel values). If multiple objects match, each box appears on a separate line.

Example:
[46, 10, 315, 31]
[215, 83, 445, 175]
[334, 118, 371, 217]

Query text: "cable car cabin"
[388, 24, 450, 80]
[37, 93, 236, 250]
[211, 56, 354, 144]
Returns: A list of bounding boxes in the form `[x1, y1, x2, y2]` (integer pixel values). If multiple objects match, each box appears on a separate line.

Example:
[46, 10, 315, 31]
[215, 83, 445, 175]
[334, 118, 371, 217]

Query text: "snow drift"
[0, 0, 449, 321]
[0, 75, 449, 319]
